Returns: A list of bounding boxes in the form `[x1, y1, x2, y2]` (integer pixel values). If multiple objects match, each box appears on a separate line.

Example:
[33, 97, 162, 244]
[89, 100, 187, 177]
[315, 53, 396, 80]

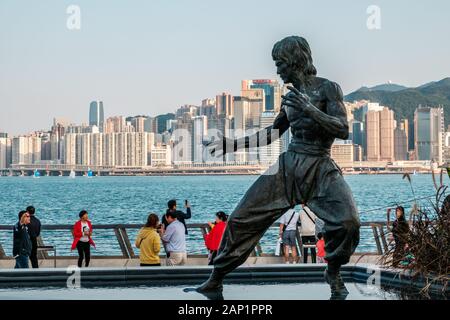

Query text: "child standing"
[316, 232, 326, 263]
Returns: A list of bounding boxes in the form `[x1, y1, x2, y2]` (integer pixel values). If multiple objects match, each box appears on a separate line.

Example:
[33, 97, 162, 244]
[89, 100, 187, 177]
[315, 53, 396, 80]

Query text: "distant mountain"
[356, 83, 408, 93]
[345, 78, 450, 126]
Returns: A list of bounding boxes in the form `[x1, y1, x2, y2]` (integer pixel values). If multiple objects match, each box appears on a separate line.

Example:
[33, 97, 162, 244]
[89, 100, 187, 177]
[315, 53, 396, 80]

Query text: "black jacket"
[28, 215, 41, 239]
[13, 222, 32, 257]
[162, 208, 192, 235]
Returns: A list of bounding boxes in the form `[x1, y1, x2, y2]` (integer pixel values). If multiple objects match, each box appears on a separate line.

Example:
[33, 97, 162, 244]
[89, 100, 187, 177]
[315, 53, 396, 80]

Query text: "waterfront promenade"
[1, 161, 447, 176]
[0, 222, 386, 269]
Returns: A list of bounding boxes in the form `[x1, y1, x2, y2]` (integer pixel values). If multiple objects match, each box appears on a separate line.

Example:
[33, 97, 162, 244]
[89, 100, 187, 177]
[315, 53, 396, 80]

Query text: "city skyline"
[2, 1, 450, 135]
[0, 92, 448, 172]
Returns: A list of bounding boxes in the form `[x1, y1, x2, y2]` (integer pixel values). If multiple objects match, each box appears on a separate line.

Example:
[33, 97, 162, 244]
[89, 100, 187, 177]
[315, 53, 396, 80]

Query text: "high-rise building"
[64, 133, 77, 165]
[0, 137, 12, 168]
[40, 132, 52, 161]
[242, 80, 282, 112]
[172, 115, 193, 164]
[155, 113, 175, 133]
[51, 118, 69, 163]
[331, 140, 354, 166]
[394, 127, 408, 161]
[233, 96, 250, 163]
[102, 133, 115, 166]
[414, 106, 444, 163]
[379, 108, 395, 161]
[258, 112, 282, 165]
[11, 136, 41, 165]
[241, 88, 265, 129]
[144, 117, 157, 134]
[115, 133, 128, 166]
[443, 131, 450, 164]
[353, 102, 383, 122]
[233, 96, 250, 134]
[352, 121, 364, 149]
[75, 134, 90, 165]
[215, 93, 233, 117]
[192, 116, 207, 163]
[365, 107, 395, 161]
[176, 105, 198, 118]
[408, 120, 415, 151]
[90, 133, 103, 166]
[365, 111, 380, 161]
[398, 119, 409, 149]
[105, 116, 126, 133]
[132, 117, 146, 133]
[89, 101, 104, 129]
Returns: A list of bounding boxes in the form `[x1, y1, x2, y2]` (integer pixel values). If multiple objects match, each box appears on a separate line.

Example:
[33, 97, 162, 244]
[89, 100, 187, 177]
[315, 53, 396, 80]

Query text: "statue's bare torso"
[277, 77, 348, 151]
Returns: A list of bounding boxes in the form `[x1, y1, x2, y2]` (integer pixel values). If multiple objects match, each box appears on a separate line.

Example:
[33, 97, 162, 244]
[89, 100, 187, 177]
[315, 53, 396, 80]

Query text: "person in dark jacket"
[161, 199, 192, 235]
[26, 205, 41, 268]
[387, 206, 409, 266]
[13, 210, 32, 269]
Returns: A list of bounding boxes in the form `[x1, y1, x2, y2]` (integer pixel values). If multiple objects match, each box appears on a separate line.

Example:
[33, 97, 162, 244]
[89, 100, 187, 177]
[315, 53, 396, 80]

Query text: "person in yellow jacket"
[135, 213, 161, 266]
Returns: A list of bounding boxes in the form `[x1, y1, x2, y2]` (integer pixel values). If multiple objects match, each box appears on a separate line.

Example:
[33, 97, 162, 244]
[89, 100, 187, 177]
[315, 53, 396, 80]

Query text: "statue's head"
[272, 36, 317, 85]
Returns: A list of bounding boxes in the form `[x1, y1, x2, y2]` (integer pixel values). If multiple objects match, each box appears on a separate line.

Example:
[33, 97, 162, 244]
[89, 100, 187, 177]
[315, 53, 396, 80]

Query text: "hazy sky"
[1, 0, 450, 135]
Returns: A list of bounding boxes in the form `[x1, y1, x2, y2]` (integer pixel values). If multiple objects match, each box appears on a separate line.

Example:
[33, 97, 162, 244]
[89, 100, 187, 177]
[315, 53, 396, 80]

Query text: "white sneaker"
[285, 261, 290, 264]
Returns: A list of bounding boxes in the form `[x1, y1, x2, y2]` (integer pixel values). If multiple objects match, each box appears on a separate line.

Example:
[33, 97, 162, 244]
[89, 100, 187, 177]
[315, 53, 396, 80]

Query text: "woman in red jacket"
[71, 210, 96, 267]
[204, 211, 228, 265]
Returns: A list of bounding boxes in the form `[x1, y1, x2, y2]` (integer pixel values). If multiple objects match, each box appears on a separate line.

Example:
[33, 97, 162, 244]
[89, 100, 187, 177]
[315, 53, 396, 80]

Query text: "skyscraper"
[233, 97, 250, 163]
[132, 117, 146, 133]
[258, 112, 282, 165]
[192, 116, 208, 163]
[0, 137, 12, 168]
[242, 80, 282, 112]
[352, 121, 364, 149]
[365, 107, 395, 161]
[215, 93, 233, 117]
[365, 111, 380, 161]
[444, 131, 450, 164]
[11, 136, 41, 165]
[89, 101, 105, 129]
[394, 127, 408, 161]
[379, 107, 395, 161]
[414, 106, 444, 163]
[241, 88, 265, 129]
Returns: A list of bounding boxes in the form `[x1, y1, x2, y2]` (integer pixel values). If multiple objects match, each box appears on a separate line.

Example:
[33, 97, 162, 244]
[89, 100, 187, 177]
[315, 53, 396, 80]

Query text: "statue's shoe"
[324, 268, 349, 297]
[195, 271, 224, 293]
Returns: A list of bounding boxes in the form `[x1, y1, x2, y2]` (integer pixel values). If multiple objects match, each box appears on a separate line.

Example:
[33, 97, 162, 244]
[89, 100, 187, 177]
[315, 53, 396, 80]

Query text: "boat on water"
[69, 169, 76, 179]
[87, 168, 93, 177]
[33, 169, 40, 178]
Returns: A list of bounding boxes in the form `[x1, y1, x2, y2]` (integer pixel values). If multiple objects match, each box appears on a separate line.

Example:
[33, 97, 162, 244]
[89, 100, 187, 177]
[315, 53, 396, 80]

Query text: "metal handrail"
[0, 221, 389, 259]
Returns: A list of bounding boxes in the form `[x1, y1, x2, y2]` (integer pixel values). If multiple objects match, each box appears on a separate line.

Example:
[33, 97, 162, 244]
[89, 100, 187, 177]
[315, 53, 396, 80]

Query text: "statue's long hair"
[272, 36, 317, 85]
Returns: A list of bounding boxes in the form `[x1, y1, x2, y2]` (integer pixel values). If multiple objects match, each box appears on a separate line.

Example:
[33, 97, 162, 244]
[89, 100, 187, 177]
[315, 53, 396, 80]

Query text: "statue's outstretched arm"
[234, 106, 290, 152]
[205, 108, 290, 157]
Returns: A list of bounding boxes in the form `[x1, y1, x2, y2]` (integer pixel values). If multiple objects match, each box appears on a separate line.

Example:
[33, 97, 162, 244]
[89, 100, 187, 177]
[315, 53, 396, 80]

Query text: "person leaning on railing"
[135, 213, 161, 267]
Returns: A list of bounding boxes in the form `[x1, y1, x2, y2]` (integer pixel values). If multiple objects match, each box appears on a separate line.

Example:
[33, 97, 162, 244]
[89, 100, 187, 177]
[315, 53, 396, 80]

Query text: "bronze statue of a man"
[199, 36, 361, 297]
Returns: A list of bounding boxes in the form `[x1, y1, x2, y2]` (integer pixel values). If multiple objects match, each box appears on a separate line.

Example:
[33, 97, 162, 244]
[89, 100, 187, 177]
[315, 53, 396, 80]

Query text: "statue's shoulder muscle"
[317, 78, 344, 102]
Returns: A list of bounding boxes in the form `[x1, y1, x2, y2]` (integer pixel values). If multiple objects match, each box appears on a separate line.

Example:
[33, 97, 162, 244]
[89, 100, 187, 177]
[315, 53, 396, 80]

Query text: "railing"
[0, 221, 390, 260]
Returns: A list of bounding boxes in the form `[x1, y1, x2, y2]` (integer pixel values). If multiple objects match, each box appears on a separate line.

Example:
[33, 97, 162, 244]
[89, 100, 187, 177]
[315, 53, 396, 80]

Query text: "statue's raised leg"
[197, 157, 292, 292]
